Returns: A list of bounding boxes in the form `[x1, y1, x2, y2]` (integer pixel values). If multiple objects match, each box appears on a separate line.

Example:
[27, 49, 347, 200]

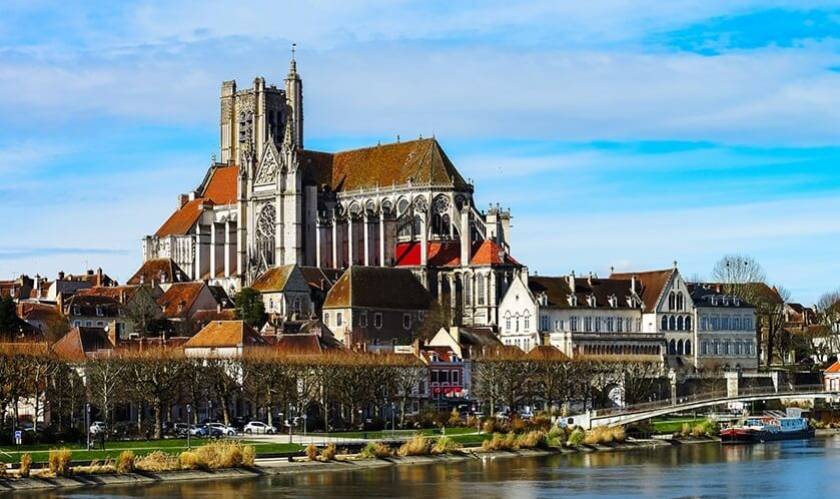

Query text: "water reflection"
[9, 438, 840, 498]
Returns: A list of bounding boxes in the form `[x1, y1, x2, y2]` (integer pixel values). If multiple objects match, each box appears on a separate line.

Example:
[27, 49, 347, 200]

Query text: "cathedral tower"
[284, 45, 304, 149]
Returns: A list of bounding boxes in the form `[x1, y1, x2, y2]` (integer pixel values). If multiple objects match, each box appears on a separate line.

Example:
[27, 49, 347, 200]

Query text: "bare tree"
[86, 355, 127, 430]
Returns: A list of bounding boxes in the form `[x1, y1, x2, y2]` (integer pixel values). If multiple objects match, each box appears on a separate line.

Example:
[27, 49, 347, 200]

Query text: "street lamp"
[186, 404, 192, 450]
[288, 404, 293, 444]
[85, 403, 91, 450]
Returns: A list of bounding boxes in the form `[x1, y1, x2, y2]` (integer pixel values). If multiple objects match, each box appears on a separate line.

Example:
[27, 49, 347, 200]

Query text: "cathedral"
[142, 55, 523, 327]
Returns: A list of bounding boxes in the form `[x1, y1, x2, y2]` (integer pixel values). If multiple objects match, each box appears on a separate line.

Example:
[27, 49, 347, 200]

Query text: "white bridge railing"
[591, 384, 827, 419]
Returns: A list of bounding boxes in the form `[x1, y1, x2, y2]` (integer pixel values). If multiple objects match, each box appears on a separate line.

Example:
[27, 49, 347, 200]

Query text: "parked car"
[189, 425, 208, 437]
[244, 421, 277, 434]
[207, 422, 237, 436]
[89, 421, 107, 435]
[173, 423, 190, 437]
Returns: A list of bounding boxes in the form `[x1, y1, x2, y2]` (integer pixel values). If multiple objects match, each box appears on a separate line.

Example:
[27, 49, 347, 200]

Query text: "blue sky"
[2, 1, 840, 304]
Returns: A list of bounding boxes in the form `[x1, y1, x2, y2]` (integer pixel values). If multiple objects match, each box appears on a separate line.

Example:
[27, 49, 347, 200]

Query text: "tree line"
[0, 344, 664, 440]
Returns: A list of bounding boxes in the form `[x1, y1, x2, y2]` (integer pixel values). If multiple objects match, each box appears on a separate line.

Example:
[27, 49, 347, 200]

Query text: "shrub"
[360, 441, 393, 459]
[547, 426, 566, 440]
[611, 426, 626, 443]
[510, 417, 527, 434]
[691, 420, 717, 438]
[319, 443, 337, 461]
[19, 453, 32, 478]
[431, 436, 462, 455]
[680, 423, 692, 437]
[116, 450, 135, 474]
[48, 448, 72, 477]
[83, 459, 116, 474]
[305, 443, 318, 461]
[448, 408, 462, 427]
[466, 415, 479, 429]
[179, 451, 200, 470]
[567, 428, 585, 447]
[517, 431, 548, 449]
[398, 435, 431, 456]
[136, 451, 180, 472]
[532, 414, 552, 431]
[242, 445, 256, 467]
[481, 432, 519, 452]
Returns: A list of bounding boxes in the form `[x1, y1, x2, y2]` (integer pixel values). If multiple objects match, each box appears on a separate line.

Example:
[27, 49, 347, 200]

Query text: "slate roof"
[64, 294, 122, 317]
[687, 283, 755, 309]
[300, 138, 470, 192]
[323, 266, 431, 310]
[184, 320, 265, 348]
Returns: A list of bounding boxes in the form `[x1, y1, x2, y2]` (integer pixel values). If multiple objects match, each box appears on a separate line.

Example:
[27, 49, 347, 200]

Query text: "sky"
[2, 1, 840, 304]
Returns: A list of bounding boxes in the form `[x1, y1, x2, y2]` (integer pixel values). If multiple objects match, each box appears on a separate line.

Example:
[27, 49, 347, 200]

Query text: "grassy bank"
[651, 417, 707, 434]
[322, 427, 477, 440]
[0, 438, 301, 465]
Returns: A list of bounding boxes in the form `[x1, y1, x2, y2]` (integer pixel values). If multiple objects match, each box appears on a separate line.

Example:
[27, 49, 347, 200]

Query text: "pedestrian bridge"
[573, 385, 838, 429]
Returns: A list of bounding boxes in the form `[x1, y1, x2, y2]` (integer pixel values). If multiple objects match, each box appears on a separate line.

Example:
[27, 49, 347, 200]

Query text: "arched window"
[734, 342, 742, 355]
[505, 313, 511, 332]
[676, 292, 684, 311]
[685, 340, 691, 355]
[515, 315, 520, 332]
[661, 316, 668, 331]
[677, 316, 684, 331]
[668, 316, 676, 331]
[668, 292, 676, 310]
[677, 339, 684, 355]
[668, 339, 676, 355]
[524, 312, 530, 332]
[701, 341, 708, 355]
[476, 275, 485, 306]
[685, 316, 692, 331]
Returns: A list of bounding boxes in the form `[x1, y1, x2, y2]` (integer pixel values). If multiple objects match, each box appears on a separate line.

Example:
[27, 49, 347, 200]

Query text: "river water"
[16, 436, 840, 498]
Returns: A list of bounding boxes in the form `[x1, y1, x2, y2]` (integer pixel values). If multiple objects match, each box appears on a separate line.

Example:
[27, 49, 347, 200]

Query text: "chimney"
[179, 194, 190, 208]
[97, 267, 103, 286]
[58, 271, 65, 281]
[568, 271, 576, 293]
[631, 275, 637, 294]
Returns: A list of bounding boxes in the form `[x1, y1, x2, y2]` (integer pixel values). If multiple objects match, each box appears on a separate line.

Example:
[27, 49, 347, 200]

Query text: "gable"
[255, 143, 282, 186]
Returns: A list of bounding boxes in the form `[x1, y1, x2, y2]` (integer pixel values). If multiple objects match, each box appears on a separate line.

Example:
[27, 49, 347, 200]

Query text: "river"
[15, 436, 840, 498]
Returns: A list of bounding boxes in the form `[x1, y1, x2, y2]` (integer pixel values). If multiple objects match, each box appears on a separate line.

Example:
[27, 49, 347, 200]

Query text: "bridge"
[572, 384, 839, 429]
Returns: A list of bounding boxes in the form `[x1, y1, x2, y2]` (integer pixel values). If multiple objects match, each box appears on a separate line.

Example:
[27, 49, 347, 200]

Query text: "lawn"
[651, 417, 707, 434]
[0, 438, 302, 465]
[322, 427, 477, 440]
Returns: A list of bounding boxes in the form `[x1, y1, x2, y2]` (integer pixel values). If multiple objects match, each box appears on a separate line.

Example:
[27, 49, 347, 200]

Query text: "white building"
[498, 272, 663, 358]
[688, 283, 758, 370]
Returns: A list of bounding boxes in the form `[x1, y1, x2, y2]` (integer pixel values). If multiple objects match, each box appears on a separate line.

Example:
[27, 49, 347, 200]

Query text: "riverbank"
[0, 439, 673, 493]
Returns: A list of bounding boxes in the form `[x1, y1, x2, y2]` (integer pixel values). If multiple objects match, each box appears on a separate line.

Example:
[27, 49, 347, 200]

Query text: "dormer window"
[608, 295, 617, 308]
[588, 295, 596, 308]
[734, 297, 740, 306]
[722, 296, 729, 306]
[568, 295, 578, 307]
[95, 306, 103, 317]
[72, 305, 81, 316]
[711, 296, 718, 306]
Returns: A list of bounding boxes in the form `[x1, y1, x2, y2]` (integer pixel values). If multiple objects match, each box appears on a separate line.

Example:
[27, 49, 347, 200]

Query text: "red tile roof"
[471, 240, 519, 266]
[300, 138, 470, 192]
[395, 241, 461, 267]
[201, 165, 239, 205]
[128, 259, 189, 286]
[155, 198, 208, 237]
[184, 320, 264, 348]
[610, 269, 675, 313]
[52, 327, 113, 361]
[826, 361, 840, 374]
[323, 266, 431, 310]
[251, 265, 296, 292]
[157, 282, 206, 318]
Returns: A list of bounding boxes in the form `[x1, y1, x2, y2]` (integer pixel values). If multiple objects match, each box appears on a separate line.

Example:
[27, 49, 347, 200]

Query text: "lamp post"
[303, 414, 308, 437]
[288, 404, 293, 444]
[85, 403, 91, 450]
[186, 404, 192, 450]
[391, 402, 396, 438]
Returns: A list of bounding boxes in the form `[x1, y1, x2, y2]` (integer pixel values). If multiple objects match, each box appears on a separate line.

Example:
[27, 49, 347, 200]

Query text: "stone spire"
[285, 43, 303, 149]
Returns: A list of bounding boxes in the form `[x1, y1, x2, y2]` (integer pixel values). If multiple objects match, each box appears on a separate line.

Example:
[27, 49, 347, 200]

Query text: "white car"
[244, 421, 277, 434]
[89, 421, 107, 435]
[207, 422, 237, 436]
